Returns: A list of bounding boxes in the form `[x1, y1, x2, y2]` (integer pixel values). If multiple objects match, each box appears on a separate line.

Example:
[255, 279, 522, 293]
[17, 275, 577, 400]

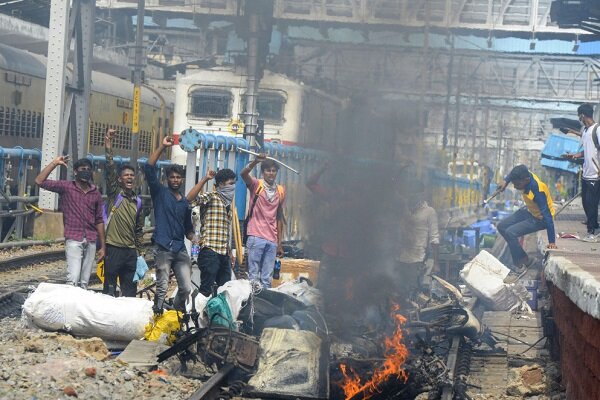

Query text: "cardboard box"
[272, 259, 320, 288]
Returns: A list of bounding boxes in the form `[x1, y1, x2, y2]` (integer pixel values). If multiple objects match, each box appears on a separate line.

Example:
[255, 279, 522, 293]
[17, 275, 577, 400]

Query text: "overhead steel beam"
[97, 0, 586, 34]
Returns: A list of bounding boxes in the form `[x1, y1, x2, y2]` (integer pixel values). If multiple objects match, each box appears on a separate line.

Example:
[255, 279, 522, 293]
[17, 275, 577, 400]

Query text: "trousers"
[65, 239, 96, 289]
[154, 245, 192, 311]
[582, 179, 600, 233]
[497, 208, 546, 266]
[246, 235, 278, 288]
[103, 244, 137, 297]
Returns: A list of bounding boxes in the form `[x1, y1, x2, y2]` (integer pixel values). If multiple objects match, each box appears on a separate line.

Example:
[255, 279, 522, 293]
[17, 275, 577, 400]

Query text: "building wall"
[549, 282, 600, 400]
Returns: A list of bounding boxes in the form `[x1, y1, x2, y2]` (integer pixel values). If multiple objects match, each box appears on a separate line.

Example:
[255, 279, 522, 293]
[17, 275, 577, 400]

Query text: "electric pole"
[131, 0, 145, 169]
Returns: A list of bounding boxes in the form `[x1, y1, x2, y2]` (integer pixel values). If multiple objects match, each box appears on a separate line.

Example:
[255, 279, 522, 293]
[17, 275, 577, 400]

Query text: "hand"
[561, 153, 573, 160]
[276, 244, 284, 258]
[96, 246, 105, 260]
[256, 153, 267, 163]
[205, 169, 216, 180]
[230, 255, 236, 268]
[547, 243, 557, 249]
[162, 136, 175, 147]
[53, 155, 70, 167]
[105, 128, 116, 142]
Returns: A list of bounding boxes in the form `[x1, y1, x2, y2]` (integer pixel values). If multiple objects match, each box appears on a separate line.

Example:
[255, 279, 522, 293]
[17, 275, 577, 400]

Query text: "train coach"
[0, 43, 174, 160]
[171, 67, 344, 165]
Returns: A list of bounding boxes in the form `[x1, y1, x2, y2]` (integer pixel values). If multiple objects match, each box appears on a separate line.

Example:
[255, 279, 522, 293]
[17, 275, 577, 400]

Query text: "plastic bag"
[144, 310, 182, 344]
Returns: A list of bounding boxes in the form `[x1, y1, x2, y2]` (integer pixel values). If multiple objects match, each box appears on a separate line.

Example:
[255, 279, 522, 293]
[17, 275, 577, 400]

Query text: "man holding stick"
[563, 104, 600, 240]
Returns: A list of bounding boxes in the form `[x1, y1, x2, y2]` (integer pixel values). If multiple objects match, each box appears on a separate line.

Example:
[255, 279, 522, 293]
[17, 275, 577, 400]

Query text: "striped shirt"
[38, 180, 104, 241]
[195, 191, 232, 255]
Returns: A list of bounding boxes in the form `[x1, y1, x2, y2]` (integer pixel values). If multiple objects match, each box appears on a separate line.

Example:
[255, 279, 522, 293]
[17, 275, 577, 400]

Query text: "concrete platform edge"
[537, 231, 600, 319]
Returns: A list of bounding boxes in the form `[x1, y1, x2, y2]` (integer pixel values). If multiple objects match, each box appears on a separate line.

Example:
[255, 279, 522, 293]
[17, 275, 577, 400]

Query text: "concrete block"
[33, 211, 64, 240]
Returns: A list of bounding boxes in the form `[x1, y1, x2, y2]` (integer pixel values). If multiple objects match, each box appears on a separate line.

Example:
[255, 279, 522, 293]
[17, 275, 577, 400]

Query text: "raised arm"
[241, 153, 266, 187]
[35, 155, 70, 186]
[186, 169, 216, 202]
[147, 136, 174, 167]
[104, 129, 119, 198]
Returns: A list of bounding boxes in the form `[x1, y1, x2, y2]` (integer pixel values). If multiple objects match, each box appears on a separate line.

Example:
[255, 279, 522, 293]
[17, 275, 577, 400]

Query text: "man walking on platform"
[564, 104, 600, 240]
[497, 165, 557, 281]
[186, 168, 237, 296]
[103, 129, 144, 297]
[241, 155, 285, 289]
[144, 137, 194, 314]
[35, 156, 105, 289]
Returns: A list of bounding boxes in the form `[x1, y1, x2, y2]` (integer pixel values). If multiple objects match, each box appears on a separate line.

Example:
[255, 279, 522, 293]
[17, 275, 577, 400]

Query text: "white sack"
[22, 283, 153, 341]
[217, 279, 252, 320]
[460, 250, 519, 311]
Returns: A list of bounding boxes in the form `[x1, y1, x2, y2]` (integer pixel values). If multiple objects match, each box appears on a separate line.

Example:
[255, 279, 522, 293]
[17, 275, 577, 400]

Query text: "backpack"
[103, 192, 143, 230]
[242, 180, 285, 245]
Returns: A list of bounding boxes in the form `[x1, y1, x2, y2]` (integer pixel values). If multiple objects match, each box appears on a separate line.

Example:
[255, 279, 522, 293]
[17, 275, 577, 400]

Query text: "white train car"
[172, 67, 343, 164]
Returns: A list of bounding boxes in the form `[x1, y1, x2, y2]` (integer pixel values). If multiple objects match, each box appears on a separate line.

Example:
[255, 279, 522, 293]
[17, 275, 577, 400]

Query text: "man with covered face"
[35, 155, 105, 289]
[102, 129, 144, 297]
[396, 181, 439, 298]
[241, 155, 286, 288]
[145, 137, 194, 314]
[187, 167, 237, 296]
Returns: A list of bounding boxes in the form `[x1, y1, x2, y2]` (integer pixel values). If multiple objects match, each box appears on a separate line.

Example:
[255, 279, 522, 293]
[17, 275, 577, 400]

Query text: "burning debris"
[338, 304, 409, 400]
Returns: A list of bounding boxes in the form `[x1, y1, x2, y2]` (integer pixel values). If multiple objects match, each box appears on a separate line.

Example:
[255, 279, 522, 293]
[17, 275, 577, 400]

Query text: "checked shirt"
[194, 192, 232, 255]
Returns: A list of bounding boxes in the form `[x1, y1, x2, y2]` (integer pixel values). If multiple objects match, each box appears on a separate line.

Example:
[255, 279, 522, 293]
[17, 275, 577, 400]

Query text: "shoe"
[582, 233, 598, 243]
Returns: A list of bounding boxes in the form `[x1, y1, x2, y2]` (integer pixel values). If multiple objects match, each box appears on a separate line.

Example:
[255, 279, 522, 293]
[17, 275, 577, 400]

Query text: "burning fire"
[339, 303, 409, 399]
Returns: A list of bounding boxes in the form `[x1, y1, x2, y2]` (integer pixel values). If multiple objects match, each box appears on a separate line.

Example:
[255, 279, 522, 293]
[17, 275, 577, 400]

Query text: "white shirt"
[580, 122, 600, 180]
[399, 202, 440, 264]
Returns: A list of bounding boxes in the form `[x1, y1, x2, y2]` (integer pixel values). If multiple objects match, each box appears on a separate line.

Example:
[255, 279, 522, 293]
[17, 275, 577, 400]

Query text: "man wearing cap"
[497, 165, 557, 279]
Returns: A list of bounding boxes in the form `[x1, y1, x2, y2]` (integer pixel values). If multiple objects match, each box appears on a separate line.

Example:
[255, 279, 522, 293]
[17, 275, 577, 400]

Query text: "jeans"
[65, 239, 96, 289]
[247, 235, 278, 288]
[103, 245, 137, 297]
[154, 245, 192, 311]
[582, 179, 600, 233]
[497, 209, 546, 267]
[197, 247, 231, 297]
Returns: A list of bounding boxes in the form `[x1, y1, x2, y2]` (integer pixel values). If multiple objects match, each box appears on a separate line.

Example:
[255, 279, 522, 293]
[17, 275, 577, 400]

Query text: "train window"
[188, 89, 232, 119]
[139, 130, 151, 154]
[256, 93, 286, 123]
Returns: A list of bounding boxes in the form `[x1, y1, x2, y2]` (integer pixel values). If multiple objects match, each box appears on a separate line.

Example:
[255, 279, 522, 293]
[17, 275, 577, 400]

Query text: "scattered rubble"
[0, 318, 201, 399]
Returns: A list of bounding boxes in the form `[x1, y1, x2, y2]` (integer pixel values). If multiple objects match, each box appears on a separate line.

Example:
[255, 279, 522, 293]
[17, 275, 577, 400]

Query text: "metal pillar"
[243, 7, 261, 149]
[131, 0, 145, 169]
[40, 0, 94, 210]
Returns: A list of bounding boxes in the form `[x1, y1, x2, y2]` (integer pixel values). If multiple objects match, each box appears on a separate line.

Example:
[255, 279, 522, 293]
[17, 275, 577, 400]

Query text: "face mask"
[217, 184, 235, 204]
[76, 170, 92, 182]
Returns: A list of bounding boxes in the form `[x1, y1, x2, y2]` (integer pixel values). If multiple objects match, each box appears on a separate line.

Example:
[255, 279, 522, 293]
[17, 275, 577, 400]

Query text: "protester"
[564, 103, 600, 240]
[241, 155, 285, 288]
[144, 137, 193, 314]
[102, 129, 144, 297]
[497, 165, 557, 281]
[396, 181, 439, 298]
[35, 156, 105, 289]
[187, 168, 237, 296]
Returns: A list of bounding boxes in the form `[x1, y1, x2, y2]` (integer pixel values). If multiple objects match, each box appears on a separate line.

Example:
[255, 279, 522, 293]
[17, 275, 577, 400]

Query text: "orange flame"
[339, 303, 409, 400]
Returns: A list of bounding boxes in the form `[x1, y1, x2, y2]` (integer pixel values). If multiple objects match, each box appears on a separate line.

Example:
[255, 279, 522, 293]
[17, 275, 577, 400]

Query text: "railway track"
[0, 249, 65, 272]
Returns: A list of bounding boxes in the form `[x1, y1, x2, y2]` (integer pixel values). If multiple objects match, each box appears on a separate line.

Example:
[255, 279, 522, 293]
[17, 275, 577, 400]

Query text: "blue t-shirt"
[144, 164, 193, 252]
